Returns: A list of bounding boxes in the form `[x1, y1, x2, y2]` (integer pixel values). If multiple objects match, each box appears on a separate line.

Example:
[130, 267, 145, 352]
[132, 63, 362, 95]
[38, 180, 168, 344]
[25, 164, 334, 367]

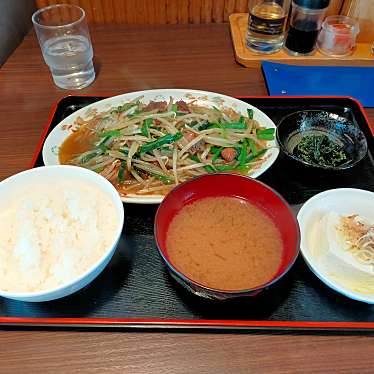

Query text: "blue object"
[262, 61, 374, 107]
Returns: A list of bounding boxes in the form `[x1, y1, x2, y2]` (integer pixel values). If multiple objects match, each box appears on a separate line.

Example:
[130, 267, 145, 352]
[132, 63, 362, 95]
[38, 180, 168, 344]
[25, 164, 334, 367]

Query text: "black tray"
[2, 95, 374, 331]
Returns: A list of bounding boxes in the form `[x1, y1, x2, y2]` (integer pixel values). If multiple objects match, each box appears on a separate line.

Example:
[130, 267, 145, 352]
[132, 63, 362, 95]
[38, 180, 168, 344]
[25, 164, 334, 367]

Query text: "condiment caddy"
[229, 13, 373, 67]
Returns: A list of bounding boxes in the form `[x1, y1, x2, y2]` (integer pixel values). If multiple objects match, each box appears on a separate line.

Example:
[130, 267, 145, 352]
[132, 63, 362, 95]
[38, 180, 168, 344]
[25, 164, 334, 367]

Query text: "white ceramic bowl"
[42, 88, 279, 204]
[0, 165, 124, 302]
[297, 188, 374, 304]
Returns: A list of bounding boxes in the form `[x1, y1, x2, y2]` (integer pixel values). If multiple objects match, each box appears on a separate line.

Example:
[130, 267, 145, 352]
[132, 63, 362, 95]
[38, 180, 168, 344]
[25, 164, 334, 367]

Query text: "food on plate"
[336, 214, 374, 270]
[308, 211, 374, 294]
[293, 134, 347, 167]
[59, 97, 275, 196]
[0, 179, 119, 293]
[165, 196, 283, 290]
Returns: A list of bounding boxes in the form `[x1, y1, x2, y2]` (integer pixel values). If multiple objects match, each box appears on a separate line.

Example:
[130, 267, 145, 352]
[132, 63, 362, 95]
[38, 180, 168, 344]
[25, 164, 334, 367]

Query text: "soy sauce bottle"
[285, 0, 330, 55]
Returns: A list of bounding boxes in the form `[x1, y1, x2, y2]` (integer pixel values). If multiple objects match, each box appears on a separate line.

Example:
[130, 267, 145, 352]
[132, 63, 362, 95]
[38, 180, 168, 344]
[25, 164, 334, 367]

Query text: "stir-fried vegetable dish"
[59, 97, 275, 195]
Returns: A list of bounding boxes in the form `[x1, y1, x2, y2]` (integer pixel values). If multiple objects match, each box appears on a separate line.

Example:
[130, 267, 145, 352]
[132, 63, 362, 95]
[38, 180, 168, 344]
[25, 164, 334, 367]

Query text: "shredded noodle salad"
[59, 96, 276, 196]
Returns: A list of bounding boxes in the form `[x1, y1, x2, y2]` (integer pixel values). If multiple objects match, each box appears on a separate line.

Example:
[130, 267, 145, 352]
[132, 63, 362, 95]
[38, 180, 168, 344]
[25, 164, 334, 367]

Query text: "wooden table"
[0, 23, 373, 373]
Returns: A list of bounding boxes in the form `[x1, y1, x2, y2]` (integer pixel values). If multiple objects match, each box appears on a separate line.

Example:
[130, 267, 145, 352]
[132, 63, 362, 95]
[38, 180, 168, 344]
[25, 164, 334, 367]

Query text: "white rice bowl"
[0, 165, 124, 302]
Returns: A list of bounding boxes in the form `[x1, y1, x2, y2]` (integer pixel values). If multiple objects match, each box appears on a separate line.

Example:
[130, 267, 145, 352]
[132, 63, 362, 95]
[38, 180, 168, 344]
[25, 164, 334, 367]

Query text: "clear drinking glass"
[246, 0, 291, 54]
[32, 4, 95, 90]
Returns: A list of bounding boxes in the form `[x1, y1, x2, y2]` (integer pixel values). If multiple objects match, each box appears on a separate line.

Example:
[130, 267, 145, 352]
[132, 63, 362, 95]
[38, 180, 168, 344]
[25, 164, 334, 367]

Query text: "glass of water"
[32, 4, 95, 90]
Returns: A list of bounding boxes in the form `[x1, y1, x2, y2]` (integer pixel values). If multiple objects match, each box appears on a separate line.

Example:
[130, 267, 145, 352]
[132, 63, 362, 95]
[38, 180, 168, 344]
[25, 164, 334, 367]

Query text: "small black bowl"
[276, 110, 368, 170]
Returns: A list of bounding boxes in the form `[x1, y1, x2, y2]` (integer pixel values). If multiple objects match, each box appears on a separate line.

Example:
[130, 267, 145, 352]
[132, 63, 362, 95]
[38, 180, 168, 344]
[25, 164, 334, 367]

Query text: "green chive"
[211, 147, 223, 163]
[118, 161, 126, 184]
[155, 174, 173, 185]
[247, 138, 257, 156]
[134, 167, 173, 185]
[214, 165, 236, 171]
[257, 128, 275, 140]
[80, 152, 99, 164]
[140, 132, 183, 155]
[99, 129, 121, 138]
[110, 103, 137, 114]
[96, 135, 111, 147]
[208, 122, 247, 130]
[197, 121, 211, 131]
[189, 155, 200, 162]
[99, 144, 108, 152]
[246, 148, 267, 162]
[238, 142, 247, 165]
[119, 148, 129, 155]
[207, 122, 221, 129]
[224, 122, 247, 130]
[204, 165, 216, 173]
[141, 118, 153, 137]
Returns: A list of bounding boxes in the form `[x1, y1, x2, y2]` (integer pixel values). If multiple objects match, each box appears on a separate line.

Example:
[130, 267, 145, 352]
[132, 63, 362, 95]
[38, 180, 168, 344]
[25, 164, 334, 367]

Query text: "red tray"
[1, 95, 374, 332]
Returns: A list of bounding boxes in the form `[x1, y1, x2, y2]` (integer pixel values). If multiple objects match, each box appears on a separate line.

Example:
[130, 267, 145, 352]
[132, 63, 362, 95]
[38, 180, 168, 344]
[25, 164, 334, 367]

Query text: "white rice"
[0, 179, 119, 293]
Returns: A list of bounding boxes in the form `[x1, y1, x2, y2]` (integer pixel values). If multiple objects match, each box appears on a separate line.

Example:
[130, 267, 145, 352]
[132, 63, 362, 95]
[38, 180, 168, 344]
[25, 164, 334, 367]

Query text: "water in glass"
[42, 35, 95, 90]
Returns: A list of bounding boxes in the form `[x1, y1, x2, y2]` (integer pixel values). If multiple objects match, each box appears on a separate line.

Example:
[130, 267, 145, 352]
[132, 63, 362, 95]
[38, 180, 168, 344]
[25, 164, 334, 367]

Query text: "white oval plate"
[297, 188, 374, 304]
[43, 89, 279, 204]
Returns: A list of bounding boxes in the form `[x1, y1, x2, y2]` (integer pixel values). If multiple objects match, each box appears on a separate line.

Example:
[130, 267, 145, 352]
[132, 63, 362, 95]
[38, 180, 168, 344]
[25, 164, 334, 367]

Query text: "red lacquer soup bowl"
[154, 173, 300, 300]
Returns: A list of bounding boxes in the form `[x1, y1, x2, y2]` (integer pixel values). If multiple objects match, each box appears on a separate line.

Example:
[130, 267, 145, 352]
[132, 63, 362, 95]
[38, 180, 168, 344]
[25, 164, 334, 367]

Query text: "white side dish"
[298, 188, 374, 304]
